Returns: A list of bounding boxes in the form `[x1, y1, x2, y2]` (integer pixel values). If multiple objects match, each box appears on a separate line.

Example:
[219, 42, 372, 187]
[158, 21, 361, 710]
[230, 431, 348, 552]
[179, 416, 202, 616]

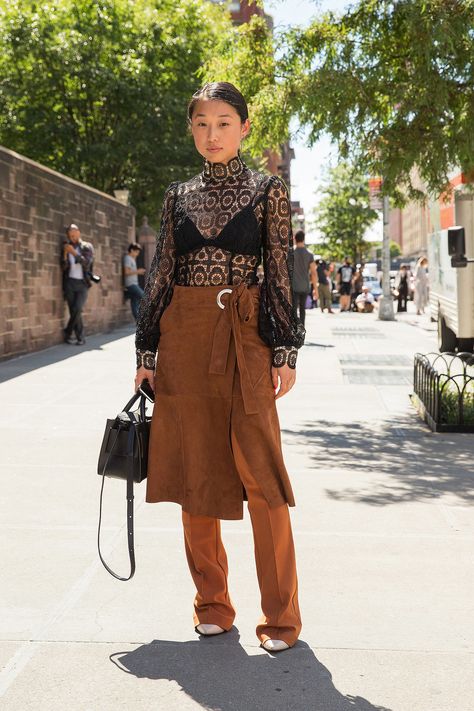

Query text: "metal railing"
[413, 352, 474, 432]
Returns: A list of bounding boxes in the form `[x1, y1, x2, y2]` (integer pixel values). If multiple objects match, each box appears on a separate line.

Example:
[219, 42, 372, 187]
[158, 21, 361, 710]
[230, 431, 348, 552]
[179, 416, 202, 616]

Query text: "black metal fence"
[413, 352, 474, 432]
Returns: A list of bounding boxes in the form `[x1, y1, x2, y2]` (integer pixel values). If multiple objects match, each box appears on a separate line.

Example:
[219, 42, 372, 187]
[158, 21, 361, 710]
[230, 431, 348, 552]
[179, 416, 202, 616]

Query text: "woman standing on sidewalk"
[134, 82, 305, 653]
[414, 256, 429, 315]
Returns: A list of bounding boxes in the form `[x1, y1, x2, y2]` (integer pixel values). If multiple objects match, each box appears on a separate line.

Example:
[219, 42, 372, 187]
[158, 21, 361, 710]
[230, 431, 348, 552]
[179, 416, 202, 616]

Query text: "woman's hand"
[271, 364, 296, 400]
[134, 366, 155, 394]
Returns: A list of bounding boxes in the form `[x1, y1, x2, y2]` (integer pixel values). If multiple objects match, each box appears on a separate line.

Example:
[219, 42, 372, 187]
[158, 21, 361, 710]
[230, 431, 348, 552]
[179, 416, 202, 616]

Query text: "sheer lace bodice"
[135, 153, 305, 370]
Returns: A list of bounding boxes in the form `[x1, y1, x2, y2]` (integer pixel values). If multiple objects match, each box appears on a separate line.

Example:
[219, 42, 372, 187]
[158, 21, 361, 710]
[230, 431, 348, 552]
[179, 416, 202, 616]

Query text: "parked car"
[362, 275, 383, 300]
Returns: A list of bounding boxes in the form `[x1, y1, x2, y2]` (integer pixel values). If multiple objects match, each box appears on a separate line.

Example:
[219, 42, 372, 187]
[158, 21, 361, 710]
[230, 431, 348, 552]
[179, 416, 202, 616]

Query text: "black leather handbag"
[97, 392, 151, 581]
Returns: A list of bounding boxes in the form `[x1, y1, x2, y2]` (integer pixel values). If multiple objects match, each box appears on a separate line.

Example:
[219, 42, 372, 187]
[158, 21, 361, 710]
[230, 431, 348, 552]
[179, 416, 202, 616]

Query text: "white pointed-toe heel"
[196, 623, 226, 636]
[262, 639, 290, 652]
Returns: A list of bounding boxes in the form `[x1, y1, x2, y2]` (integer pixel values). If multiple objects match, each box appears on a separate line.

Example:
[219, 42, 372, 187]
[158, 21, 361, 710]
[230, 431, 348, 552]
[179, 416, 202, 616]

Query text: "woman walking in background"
[414, 257, 429, 315]
[134, 82, 304, 652]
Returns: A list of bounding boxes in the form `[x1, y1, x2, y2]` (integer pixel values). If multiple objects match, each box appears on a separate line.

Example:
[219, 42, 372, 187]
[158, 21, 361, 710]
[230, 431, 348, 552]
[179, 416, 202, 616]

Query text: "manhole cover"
[342, 368, 413, 384]
[339, 355, 412, 366]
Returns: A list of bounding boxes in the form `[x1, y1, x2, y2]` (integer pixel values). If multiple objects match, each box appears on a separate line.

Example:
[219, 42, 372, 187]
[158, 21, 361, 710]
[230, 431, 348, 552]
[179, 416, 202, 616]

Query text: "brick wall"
[0, 146, 136, 359]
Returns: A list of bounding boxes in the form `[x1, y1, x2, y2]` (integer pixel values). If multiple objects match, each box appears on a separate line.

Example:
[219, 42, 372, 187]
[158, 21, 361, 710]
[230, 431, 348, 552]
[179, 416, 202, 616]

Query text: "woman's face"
[190, 99, 250, 164]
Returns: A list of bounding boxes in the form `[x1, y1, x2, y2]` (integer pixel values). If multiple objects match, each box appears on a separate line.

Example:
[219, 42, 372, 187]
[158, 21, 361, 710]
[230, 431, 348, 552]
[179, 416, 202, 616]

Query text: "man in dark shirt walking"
[292, 230, 319, 327]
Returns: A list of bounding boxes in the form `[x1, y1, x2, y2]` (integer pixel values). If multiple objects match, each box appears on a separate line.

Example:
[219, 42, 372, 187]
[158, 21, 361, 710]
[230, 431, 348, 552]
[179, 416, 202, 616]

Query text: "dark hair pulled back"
[187, 82, 249, 125]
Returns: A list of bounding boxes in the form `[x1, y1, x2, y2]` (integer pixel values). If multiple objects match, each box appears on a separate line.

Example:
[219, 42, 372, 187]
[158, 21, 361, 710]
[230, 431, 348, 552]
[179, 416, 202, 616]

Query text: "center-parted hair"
[187, 82, 249, 125]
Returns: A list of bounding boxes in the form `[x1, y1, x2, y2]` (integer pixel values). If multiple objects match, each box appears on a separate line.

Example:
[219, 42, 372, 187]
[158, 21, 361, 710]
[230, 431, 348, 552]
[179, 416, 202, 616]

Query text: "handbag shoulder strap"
[97, 410, 139, 581]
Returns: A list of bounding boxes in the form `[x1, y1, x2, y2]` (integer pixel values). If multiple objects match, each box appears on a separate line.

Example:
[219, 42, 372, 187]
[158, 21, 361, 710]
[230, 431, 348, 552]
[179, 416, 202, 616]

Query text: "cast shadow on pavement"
[110, 630, 392, 711]
[282, 415, 474, 506]
[0, 325, 135, 383]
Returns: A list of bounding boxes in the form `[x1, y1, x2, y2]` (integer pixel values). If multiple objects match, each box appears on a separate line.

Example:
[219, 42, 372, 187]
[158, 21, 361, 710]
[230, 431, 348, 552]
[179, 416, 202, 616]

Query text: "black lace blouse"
[135, 153, 305, 370]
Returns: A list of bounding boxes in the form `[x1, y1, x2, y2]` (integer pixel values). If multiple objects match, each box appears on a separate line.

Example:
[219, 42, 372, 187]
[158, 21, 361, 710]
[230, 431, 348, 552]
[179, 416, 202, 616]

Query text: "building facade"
[389, 170, 470, 260]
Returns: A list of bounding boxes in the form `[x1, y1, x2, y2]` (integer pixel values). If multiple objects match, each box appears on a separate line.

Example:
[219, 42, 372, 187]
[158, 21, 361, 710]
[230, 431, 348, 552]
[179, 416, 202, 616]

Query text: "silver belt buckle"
[217, 288, 232, 309]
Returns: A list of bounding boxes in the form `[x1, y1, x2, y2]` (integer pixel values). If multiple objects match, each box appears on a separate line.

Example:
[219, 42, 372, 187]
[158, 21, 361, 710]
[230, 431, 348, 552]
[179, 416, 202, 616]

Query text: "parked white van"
[428, 192, 474, 352]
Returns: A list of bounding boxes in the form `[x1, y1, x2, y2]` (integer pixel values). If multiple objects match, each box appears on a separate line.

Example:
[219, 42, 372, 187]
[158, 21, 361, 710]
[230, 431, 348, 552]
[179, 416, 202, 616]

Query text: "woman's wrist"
[136, 350, 156, 370]
[272, 346, 298, 369]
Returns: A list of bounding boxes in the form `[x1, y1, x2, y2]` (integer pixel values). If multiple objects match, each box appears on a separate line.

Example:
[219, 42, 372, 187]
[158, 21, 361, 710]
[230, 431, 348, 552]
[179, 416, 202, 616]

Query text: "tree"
[314, 162, 378, 263]
[374, 240, 402, 258]
[0, 0, 232, 222]
[390, 241, 402, 258]
[204, 0, 474, 201]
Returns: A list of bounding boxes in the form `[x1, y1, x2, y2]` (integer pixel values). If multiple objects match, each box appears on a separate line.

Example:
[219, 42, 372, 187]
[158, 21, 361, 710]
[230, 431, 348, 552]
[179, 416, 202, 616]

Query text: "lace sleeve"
[258, 175, 305, 369]
[135, 182, 178, 369]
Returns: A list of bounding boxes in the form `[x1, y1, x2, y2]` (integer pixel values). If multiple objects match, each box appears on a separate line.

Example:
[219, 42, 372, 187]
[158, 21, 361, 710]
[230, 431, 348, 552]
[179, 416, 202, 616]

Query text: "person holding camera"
[62, 223, 95, 345]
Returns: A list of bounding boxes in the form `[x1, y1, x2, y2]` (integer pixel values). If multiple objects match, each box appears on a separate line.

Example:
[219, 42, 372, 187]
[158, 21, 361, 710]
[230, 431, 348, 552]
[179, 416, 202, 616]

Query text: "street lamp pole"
[378, 193, 395, 321]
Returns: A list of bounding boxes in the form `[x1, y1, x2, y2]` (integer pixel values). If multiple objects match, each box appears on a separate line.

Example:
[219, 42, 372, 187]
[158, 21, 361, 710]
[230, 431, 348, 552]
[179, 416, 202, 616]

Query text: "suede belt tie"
[209, 283, 258, 416]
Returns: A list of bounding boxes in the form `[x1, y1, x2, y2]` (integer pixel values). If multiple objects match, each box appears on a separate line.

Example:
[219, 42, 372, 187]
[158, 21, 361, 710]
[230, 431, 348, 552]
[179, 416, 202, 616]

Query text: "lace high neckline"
[202, 153, 247, 182]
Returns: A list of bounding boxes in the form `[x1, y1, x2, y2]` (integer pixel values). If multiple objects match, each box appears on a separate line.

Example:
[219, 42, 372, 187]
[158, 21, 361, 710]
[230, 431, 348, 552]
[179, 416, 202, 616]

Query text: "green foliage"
[374, 240, 402, 258]
[390, 240, 402, 258]
[4, 0, 471, 223]
[313, 162, 378, 263]
[0, 0, 232, 222]
[206, 0, 474, 201]
[306, 244, 322, 257]
[440, 383, 474, 425]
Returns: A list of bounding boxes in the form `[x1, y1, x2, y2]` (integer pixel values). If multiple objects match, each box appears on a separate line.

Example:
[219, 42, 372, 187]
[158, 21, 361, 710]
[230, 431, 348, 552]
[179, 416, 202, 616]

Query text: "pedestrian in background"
[395, 264, 409, 312]
[134, 81, 304, 653]
[316, 259, 333, 313]
[355, 285, 375, 313]
[292, 230, 318, 326]
[414, 257, 429, 315]
[123, 242, 146, 320]
[337, 256, 355, 312]
[352, 264, 364, 308]
[61, 223, 94, 345]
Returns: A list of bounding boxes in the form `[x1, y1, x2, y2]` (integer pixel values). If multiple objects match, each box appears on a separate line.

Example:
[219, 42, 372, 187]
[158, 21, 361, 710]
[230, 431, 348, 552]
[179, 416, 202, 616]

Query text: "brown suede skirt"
[146, 283, 295, 520]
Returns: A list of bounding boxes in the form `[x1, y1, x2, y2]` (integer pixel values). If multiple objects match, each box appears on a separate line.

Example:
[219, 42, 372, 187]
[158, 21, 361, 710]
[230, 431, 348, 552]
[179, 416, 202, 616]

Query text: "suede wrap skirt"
[146, 283, 295, 520]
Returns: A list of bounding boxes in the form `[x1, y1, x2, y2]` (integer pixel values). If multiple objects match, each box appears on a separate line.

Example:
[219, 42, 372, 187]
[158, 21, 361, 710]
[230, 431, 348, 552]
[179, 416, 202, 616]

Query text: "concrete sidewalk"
[1, 308, 473, 711]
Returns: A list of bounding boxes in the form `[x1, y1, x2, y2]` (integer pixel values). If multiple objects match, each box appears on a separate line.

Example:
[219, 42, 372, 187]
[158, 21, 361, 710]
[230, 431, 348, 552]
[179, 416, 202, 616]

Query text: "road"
[1, 303, 473, 711]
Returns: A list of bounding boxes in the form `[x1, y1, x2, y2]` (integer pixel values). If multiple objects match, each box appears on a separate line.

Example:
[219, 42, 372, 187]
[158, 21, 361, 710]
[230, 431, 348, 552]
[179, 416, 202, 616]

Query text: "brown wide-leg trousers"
[182, 430, 302, 647]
